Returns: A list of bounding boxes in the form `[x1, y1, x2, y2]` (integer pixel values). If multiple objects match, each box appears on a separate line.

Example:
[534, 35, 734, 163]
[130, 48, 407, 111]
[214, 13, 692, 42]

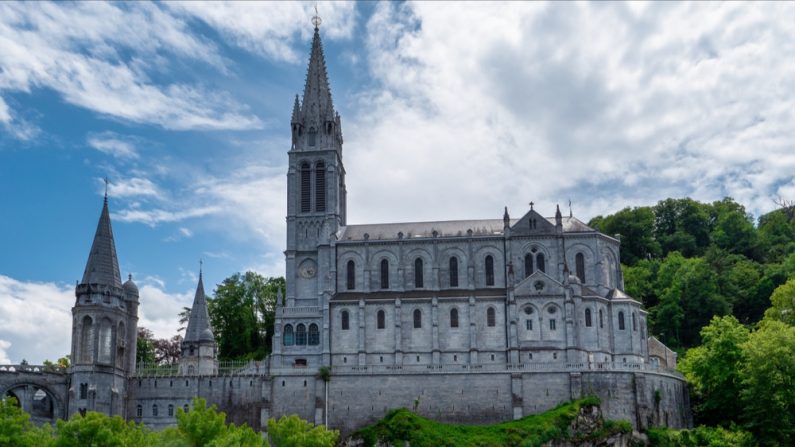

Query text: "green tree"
[136, 327, 156, 365]
[740, 320, 795, 446]
[709, 198, 757, 259]
[757, 208, 795, 262]
[589, 206, 660, 265]
[208, 272, 284, 360]
[622, 259, 660, 309]
[53, 412, 151, 447]
[653, 198, 712, 258]
[763, 278, 795, 326]
[267, 415, 338, 447]
[680, 316, 749, 426]
[0, 397, 51, 447]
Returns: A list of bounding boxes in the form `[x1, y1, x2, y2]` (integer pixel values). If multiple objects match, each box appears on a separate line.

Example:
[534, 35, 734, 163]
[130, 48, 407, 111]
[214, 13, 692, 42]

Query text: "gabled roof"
[184, 271, 215, 344]
[81, 197, 122, 288]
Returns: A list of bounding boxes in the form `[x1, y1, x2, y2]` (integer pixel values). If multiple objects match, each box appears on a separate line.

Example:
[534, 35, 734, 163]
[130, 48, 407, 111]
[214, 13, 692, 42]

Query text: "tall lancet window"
[449, 257, 459, 287]
[308, 127, 317, 146]
[315, 161, 326, 212]
[300, 162, 311, 213]
[80, 316, 94, 363]
[537, 253, 546, 273]
[380, 259, 389, 289]
[98, 318, 113, 364]
[346, 260, 355, 290]
[524, 253, 533, 277]
[414, 258, 424, 288]
[485, 255, 495, 286]
[575, 253, 586, 283]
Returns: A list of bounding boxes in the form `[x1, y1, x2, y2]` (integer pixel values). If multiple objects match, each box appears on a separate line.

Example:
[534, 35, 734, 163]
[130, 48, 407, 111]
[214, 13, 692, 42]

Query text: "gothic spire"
[291, 94, 301, 124]
[81, 195, 122, 288]
[299, 25, 335, 128]
[184, 268, 215, 343]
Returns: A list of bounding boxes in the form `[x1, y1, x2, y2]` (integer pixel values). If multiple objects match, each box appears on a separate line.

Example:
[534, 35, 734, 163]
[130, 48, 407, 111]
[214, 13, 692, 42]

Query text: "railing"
[134, 360, 268, 377]
[0, 364, 66, 374]
[330, 361, 682, 377]
[277, 306, 321, 316]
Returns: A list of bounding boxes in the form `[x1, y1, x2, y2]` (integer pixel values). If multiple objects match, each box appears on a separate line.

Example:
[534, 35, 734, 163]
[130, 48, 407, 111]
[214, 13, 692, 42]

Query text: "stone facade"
[0, 23, 690, 435]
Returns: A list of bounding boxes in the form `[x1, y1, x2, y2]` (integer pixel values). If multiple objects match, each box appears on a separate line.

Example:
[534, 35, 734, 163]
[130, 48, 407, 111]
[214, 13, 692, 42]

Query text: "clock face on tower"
[299, 261, 317, 279]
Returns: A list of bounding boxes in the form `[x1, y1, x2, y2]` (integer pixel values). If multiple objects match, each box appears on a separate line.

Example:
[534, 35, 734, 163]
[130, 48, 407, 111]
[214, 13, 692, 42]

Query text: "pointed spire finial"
[568, 199, 572, 218]
[529, 201, 534, 211]
[128, 273, 132, 281]
[311, 4, 322, 30]
[103, 177, 110, 201]
[199, 259, 203, 278]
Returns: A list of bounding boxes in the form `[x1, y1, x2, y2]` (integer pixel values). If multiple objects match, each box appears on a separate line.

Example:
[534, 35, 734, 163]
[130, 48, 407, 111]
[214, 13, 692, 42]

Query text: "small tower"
[69, 192, 138, 417]
[179, 267, 218, 376]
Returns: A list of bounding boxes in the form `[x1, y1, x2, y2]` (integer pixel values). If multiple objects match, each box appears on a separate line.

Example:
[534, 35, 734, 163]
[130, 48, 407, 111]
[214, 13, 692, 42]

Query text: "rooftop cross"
[103, 177, 110, 199]
[311, 4, 322, 29]
[529, 201, 534, 211]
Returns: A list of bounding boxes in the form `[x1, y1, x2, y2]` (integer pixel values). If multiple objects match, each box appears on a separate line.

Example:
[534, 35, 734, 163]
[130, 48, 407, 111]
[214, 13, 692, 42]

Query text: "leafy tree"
[166, 398, 266, 447]
[136, 328, 156, 365]
[178, 306, 192, 334]
[709, 198, 758, 259]
[267, 415, 338, 447]
[654, 198, 712, 258]
[208, 272, 284, 360]
[622, 259, 660, 309]
[764, 278, 795, 326]
[589, 206, 660, 265]
[154, 335, 183, 365]
[0, 397, 50, 447]
[647, 424, 755, 447]
[757, 208, 795, 262]
[53, 412, 152, 447]
[740, 320, 795, 446]
[680, 316, 749, 426]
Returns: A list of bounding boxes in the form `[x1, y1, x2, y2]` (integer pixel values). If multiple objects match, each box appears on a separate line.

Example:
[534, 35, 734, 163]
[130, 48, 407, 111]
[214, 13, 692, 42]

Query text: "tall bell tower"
[68, 191, 138, 417]
[273, 15, 345, 368]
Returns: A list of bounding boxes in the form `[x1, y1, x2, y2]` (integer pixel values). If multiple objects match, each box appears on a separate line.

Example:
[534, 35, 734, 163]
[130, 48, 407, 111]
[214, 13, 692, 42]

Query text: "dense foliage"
[353, 397, 630, 447]
[0, 397, 337, 447]
[590, 197, 795, 347]
[206, 272, 284, 361]
[136, 327, 182, 366]
[647, 425, 755, 447]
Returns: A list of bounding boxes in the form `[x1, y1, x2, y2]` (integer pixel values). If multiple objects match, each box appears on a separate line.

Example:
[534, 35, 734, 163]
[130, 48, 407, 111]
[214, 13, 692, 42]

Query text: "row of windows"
[300, 161, 326, 213]
[136, 403, 185, 418]
[338, 307, 498, 330]
[346, 255, 497, 290]
[283, 323, 320, 346]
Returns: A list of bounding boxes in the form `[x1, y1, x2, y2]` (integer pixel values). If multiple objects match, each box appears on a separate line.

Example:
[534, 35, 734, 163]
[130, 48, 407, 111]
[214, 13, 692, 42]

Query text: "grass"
[353, 396, 632, 447]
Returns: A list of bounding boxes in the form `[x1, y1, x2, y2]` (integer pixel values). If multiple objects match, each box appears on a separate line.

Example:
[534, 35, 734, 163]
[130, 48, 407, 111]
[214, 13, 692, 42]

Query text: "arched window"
[632, 312, 637, 331]
[380, 259, 389, 289]
[296, 324, 307, 345]
[450, 308, 459, 328]
[346, 260, 355, 290]
[315, 161, 326, 212]
[168, 404, 174, 417]
[414, 258, 424, 288]
[618, 312, 625, 330]
[341, 311, 350, 330]
[487, 307, 496, 327]
[283, 325, 294, 346]
[599, 309, 604, 328]
[300, 162, 311, 213]
[449, 257, 459, 287]
[116, 321, 126, 369]
[308, 324, 320, 345]
[377, 310, 385, 329]
[485, 255, 495, 286]
[137, 405, 142, 417]
[413, 309, 422, 328]
[585, 308, 592, 327]
[575, 252, 586, 283]
[537, 253, 546, 273]
[98, 318, 113, 364]
[80, 316, 93, 363]
[152, 404, 158, 417]
[524, 253, 533, 277]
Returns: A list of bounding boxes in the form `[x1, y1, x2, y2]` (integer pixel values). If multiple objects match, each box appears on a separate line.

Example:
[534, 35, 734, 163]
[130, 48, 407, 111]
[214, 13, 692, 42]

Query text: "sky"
[1, 2, 794, 364]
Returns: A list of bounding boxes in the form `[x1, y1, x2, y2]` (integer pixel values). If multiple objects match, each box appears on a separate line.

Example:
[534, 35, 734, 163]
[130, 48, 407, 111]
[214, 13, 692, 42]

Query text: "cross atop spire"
[103, 177, 110, 201]
[81, 195, 122, 288]
[312, 4, 322, 30]
[184, 266, 215, 344]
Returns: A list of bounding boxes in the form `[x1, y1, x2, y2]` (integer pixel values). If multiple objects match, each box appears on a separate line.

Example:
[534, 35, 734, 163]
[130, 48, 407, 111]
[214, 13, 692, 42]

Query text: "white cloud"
[0, 340, 11, 364]
[112, 205, 221, 226]
[167, 1, 356, 63]
[0, 275, 73, 364]
[0, 2, 261, 131]
[105, 177, 161, 199]
[87, 132, 139, 159]
[342, 2, 795, 223]
[137, 284, 193, 340]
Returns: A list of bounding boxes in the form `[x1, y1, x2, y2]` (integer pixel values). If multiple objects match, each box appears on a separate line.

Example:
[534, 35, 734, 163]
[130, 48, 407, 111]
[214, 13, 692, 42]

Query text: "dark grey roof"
[299, 26, 334, 125]
[184, 272, 215, 343]
[607, 288, 632, 300]
[81, 198, 122, 288]
[337, 216, 595, 242]
[123, 274, 139, 297]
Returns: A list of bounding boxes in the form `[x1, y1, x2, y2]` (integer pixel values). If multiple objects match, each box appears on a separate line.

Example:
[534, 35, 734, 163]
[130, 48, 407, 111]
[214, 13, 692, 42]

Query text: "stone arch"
[440, 247, 467, 288]
[1, 382, 63, 423]
[473, 245, 503, 288]
[405, 248, 433, 289]
[566, 242, 595, 284]
[519, 242, 552, 276]
[519, 303, 541, 340]
[337, 251, 364, 290]
[601, 248, 619, 289]
[370, 249, 399, 290]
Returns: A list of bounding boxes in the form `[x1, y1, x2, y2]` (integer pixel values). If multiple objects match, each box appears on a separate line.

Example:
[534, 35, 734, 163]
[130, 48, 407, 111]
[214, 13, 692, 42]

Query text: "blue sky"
[1, 2, 795, 364]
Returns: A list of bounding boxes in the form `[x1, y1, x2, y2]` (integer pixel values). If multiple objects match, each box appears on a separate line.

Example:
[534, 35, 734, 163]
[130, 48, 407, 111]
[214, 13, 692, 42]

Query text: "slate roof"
[81, 197, 122, 288]
[299, 26, 335, 126]
[337, 216, 595, 241]
[184, 272, 215, 343]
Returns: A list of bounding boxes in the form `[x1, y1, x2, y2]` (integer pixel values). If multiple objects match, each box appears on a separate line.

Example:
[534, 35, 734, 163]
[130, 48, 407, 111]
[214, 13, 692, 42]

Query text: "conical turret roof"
[81, 196, 122, 288]
[184, 271, 215, 343]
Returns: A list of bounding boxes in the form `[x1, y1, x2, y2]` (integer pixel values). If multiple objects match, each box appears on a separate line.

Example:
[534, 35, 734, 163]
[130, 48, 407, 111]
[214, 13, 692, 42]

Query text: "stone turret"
[69, 193, 137, 417]
[179, 269, 218, 376]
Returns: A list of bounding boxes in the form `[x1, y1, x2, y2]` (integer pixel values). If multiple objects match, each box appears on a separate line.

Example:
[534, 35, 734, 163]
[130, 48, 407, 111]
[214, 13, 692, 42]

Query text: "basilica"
[0, 22, 690, 434]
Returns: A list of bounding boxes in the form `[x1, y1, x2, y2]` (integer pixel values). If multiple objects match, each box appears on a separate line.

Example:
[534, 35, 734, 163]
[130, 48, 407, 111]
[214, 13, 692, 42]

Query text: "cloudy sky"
[1, 2, 794, 364]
